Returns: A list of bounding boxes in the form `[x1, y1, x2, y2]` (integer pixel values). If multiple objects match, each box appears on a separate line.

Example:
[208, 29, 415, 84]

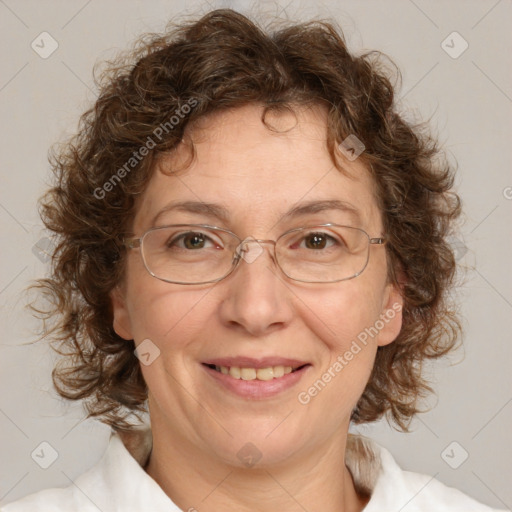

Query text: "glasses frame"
[123, 223, 386, 285]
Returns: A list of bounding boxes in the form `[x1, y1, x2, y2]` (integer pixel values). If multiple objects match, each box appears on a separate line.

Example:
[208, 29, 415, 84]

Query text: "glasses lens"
[276, 225, 370, 282]
[141, 225, 238, 284]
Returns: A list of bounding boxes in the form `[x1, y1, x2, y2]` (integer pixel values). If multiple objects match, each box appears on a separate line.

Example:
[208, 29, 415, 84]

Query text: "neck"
[144, 415, 369, 512]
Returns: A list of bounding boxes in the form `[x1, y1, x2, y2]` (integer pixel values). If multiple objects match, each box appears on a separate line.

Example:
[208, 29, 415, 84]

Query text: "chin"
[200, 414, 314, 469]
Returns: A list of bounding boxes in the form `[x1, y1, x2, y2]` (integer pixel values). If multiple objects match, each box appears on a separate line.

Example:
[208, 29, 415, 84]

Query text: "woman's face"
[112, 103, 402, 467]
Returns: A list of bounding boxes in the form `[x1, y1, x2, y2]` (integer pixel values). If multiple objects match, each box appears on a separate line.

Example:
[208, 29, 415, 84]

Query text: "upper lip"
[202, 357, 310, 369]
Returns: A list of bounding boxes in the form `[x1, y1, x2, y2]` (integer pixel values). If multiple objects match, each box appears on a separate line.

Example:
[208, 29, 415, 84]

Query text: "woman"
[3, 8, 505, 512]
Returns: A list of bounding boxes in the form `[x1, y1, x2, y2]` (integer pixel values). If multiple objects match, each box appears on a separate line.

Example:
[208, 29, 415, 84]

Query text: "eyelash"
[167, 232, 222, 249]
[166, 230, 342, 250]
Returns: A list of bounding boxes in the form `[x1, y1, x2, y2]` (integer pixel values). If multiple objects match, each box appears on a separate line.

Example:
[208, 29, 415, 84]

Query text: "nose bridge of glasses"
[235, 237, 276, 264]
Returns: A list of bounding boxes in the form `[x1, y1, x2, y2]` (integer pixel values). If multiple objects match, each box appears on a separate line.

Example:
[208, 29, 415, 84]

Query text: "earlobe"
[377, 283, 404, 347]
[110, 286, 133, 340]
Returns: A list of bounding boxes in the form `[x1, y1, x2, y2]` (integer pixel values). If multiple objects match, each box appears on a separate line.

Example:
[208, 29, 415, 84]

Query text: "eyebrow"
[150, 199, 362, 227]
[279, 199, 362, 223]
[151, 200, 231, 227]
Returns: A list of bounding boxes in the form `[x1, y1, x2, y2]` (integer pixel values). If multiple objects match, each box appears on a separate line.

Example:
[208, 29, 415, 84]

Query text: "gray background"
[0, 0, 511, 509]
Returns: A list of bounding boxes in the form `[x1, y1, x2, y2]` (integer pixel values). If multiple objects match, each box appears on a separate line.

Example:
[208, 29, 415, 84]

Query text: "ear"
[110, 285, 133, 340]
[376, 282, 403, 347]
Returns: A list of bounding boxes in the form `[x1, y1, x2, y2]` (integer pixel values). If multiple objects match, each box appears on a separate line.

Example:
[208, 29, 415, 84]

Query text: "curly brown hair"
[31, 8, 461, 432]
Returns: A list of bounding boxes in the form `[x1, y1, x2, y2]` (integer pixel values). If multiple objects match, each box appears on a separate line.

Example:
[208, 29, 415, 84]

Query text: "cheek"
[294, 284, 385, 417]
[297, 280, 386, 353]
[124, 262, 214, 347]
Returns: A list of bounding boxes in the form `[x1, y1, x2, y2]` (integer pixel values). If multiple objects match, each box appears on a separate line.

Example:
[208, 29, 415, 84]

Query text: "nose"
[234, 237, 275, 265]
[218, 238, 294, 337]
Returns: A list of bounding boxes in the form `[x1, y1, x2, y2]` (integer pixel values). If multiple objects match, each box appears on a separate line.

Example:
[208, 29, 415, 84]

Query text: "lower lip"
[202, 364, 311, 399]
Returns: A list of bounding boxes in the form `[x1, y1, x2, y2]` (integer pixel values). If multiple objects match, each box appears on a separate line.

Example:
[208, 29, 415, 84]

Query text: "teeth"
[273, 366, 285, 378]
[240, 368, 257, 380]
[216, 365, 298, 380]
[229, 366, 241, 379]
[256, 367, 273, 381]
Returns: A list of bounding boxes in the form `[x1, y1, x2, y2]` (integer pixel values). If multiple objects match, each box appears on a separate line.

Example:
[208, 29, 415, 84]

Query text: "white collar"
[113, 428, 498, 512]
[9, 428, 496, 511]
[115, 428, 382, 502]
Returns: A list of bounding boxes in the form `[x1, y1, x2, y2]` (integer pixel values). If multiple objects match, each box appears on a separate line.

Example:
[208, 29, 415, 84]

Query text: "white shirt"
[2, 430, 506, 512]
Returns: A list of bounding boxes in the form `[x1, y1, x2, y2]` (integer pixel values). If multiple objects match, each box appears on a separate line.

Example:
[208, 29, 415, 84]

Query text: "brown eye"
[182, 233, 206, 249]
[167, 232, 215, 250]
[304, 233, 329, 249]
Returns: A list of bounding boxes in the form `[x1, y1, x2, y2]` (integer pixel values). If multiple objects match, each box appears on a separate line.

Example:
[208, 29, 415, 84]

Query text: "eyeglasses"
[123, 223, 386, 285]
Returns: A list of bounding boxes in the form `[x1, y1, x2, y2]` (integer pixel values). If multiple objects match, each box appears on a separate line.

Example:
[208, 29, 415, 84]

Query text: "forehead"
[133, 103, 382, 234]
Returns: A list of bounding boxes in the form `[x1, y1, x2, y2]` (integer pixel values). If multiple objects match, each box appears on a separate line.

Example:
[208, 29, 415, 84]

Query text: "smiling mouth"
[203, 363, 309, 381]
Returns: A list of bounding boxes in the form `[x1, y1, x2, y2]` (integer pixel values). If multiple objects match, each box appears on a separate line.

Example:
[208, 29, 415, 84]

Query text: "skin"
[111, 103, 403, 512]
